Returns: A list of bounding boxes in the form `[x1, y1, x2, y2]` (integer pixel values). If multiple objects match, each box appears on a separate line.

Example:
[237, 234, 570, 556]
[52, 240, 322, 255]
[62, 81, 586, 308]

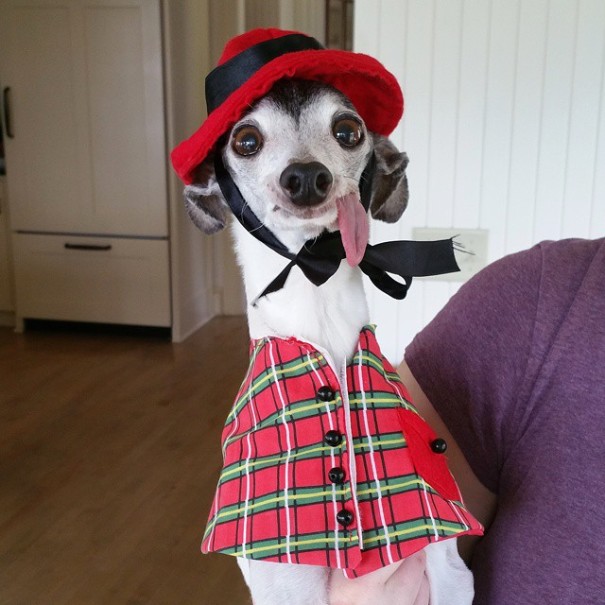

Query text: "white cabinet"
[12, 234, 170, 326]
[1, 0, 171, 328]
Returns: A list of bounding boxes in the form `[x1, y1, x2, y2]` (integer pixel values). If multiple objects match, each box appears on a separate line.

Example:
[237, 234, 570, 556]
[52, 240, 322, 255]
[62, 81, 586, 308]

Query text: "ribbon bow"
[214, 153, 459, 303]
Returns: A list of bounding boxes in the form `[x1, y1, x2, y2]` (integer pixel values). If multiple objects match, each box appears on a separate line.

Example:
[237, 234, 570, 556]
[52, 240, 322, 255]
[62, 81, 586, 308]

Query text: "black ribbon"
[206, 34, 324, 115]
[214, 151, 460, 303]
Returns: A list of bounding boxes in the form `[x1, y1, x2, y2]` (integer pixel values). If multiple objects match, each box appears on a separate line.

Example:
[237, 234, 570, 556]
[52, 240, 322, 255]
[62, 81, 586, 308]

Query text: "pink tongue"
[336, 193, 369, 267]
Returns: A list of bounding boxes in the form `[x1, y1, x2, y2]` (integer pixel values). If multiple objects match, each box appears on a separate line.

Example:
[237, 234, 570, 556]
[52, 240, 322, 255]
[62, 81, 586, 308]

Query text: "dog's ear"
[369, 135, 409, 223]
[183, 157, 229, 234]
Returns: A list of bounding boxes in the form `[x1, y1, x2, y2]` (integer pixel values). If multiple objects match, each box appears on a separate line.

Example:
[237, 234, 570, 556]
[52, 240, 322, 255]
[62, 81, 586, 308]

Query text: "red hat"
[171, 28, 404, 184]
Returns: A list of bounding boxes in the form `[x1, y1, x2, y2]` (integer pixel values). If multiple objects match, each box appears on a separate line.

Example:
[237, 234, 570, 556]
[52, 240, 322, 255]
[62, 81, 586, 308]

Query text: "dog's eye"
[332, 117, 363, 148]
[232, 126, 263, 156]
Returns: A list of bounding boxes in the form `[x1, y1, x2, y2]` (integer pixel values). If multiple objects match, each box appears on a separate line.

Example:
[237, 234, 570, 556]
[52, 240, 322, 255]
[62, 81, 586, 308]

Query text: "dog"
[172, 28, 481, 605]
[185, 78, 407, 364]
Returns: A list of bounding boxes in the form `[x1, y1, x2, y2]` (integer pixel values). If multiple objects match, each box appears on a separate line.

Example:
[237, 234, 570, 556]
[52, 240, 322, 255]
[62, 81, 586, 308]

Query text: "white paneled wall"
[355, 0, 605, 363]
[280, 0, 326, 43]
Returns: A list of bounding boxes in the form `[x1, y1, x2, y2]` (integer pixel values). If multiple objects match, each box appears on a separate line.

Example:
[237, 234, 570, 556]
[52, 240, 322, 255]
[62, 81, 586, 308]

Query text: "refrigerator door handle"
[64, 243, 113, 252]
[3, 87, 14, 138]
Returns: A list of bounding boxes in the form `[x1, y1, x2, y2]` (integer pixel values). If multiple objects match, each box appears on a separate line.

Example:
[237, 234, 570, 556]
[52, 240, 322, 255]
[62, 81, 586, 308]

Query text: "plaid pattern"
[202, 325, 482, 578]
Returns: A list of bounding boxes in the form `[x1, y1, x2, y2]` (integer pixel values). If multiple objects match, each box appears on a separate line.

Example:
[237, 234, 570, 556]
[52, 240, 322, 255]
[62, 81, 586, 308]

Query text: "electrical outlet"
[412, 228, 489, 282]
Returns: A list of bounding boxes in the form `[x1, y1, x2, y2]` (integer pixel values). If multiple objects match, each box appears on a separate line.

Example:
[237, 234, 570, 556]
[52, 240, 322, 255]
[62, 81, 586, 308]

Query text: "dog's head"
[183, 79, 409, 253]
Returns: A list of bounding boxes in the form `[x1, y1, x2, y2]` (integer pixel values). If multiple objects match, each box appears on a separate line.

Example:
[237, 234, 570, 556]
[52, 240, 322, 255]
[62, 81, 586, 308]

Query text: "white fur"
[238, 558, 330, 605]
[424, 541, 475, 605]
[214, 86, 473, 605]
[232, 220, 369, 373]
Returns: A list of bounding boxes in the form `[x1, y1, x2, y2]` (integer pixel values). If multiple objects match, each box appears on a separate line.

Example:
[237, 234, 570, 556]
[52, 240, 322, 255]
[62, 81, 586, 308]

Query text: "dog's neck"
[232, 221, 370, 371]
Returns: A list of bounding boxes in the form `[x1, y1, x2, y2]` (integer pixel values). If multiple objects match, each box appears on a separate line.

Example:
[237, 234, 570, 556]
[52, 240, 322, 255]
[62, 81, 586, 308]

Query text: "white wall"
[245, 0, 325, 41]
[280, 0, 326, 43]
[356, 0, 605, 363]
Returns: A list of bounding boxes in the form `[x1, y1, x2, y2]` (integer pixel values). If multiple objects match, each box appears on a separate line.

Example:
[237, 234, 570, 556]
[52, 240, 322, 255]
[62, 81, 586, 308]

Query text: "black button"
[317, 386, 335, 401]
[328, 467, 346, 484]
[431, 438, 448, 454]
[324, 430, 343, 447]
[336, 509, 354, 527]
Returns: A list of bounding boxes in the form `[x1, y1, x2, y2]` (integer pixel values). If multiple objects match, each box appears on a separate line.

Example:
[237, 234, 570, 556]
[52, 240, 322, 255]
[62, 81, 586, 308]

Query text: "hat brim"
[171, 48, 403, 184]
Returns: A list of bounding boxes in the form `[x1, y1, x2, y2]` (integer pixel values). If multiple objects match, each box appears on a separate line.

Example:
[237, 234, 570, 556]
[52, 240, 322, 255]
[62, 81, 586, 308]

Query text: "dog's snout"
[280, 162, 333, 207]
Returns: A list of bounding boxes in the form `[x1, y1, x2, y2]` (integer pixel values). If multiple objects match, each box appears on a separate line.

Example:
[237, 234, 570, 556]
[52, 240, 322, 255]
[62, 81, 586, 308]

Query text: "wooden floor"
[0, 316, 252, 605]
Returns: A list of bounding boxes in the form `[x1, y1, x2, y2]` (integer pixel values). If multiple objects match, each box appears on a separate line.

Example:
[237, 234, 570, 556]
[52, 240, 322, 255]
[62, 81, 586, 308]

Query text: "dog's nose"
[279, 162, 333, 206]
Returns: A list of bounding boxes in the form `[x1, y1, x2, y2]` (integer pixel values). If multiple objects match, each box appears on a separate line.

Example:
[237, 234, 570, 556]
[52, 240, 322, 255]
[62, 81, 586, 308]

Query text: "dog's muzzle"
[279, 161, 333, 207]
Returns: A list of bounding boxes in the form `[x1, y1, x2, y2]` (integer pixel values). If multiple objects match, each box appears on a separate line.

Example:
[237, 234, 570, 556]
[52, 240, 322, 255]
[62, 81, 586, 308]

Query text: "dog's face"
[222, 81, 372, 241]
[184, 79, 410, 250]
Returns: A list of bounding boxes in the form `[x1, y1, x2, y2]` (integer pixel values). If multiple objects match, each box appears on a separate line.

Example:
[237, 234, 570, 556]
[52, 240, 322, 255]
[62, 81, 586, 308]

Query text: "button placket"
[318, 384, 355, 533]
[319, 383, 343, 449]
[335, 365, 359, 538]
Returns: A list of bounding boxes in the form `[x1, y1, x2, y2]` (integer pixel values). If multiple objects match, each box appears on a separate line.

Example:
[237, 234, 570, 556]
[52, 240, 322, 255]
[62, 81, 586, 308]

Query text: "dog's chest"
[249, 274, 369, 371]
[235, 223, 370, 370]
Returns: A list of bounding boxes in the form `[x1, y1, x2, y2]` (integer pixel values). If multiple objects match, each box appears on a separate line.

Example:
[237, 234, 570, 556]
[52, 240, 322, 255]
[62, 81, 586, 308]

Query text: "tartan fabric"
[202, 325, 482, 578]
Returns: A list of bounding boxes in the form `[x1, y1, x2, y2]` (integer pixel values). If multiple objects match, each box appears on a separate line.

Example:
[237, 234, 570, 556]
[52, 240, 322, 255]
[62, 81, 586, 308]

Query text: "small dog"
[172, 27, 481, 605]
[182, 78, 478, 604]
[185, 78, 408, 364]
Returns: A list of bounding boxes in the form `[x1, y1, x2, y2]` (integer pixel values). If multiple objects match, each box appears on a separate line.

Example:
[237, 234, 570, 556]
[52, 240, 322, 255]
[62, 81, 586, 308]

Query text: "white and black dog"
[180, 76, 479, 604]
[185, 79, 409, 365]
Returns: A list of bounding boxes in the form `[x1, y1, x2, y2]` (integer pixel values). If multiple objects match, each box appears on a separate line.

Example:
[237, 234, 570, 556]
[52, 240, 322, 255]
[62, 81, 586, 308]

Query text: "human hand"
[328, 551, 429, 605]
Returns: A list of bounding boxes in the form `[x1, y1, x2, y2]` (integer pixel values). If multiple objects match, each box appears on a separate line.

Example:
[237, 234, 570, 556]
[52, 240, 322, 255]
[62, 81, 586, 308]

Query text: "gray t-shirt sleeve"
[404, 245, 542, 494]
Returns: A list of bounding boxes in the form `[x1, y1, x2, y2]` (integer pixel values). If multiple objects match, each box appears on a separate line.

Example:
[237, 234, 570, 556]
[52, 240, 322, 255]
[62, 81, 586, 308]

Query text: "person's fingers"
[328, 551, 429, 605]
[384, 550, 429, 604]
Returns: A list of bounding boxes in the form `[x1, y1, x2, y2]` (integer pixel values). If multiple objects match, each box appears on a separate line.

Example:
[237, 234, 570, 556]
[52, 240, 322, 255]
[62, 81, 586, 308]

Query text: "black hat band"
[205, 34, 324, 115]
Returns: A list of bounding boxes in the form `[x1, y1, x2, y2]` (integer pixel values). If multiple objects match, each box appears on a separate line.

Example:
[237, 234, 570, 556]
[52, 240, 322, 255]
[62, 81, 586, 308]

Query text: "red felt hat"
[171, 28, 404, 184]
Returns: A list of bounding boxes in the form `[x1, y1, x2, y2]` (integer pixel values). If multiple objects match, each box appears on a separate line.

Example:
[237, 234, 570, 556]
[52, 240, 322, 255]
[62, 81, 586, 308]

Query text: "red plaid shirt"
[202, 325, 482, 578]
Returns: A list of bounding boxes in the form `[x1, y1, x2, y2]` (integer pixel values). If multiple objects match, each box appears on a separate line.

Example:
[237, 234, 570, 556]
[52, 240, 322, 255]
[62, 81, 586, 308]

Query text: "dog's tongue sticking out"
[336, 193, 370, 267]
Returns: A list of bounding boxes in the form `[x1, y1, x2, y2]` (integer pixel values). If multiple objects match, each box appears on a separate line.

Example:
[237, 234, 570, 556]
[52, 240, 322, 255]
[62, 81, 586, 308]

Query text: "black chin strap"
[214, 152, 459, 303]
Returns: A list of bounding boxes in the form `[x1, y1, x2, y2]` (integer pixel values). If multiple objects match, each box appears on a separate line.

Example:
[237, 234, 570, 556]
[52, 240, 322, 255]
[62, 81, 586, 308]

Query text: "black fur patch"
[265, 79, 355, 125]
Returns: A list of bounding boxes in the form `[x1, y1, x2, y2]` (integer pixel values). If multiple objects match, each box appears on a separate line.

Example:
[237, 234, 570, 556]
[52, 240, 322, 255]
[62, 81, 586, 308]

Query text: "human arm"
[397, 245, 545, 562]
[397, 361, 496, 563]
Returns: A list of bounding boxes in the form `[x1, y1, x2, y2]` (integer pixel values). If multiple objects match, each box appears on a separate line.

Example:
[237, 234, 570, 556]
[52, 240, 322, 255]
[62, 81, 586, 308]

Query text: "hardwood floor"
[0, 317, 252, 605]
